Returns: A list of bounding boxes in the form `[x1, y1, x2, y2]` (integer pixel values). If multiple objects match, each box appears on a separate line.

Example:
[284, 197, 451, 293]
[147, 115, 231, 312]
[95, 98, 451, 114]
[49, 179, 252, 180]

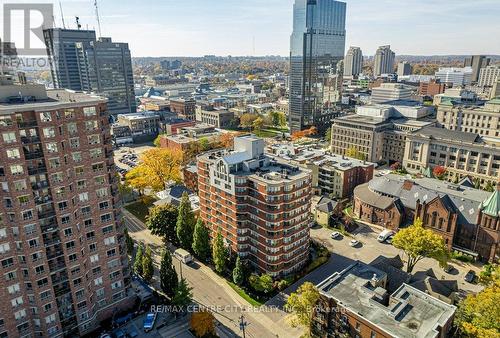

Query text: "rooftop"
[118, 111, 160, 120]
[412, 126, 480, 144]
[318, 261, 456, 338]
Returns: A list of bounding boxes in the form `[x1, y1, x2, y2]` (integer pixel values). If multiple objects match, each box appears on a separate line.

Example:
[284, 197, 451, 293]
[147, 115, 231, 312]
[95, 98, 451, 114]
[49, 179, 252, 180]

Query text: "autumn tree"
[146, 204, 179, 245]
[479, 263, 499, 287]
[142, 246, 154, 283]
[252, 117, 265, 131]
[285, 282, 320, 330]
[192, 218, 211, 262]
[134, 244, 144, 276]
[345, 147, 365, 161]
[239, 113, 259, 130]
[433, 166, 447, 179]
[392, 218, 449, 273]
[212, 231, 228, 275]
[218, 133, 236, 149]
[125, 148, 183, 192]
[176, 192, 196, 250]
[269, 111, 287, 128]
[455, 283, 500, 338]
[291, 126, 317, 140]
[160, 249, 178, 298]
[190, 310, 216, 337]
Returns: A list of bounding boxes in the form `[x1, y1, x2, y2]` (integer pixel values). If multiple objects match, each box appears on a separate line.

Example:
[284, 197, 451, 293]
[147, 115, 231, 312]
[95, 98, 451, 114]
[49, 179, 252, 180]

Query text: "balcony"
[35, 195, 52, 205]
[31, 181, 49, 190]
[17, 120, 38, 128]
[28, 165, 47, 175]
[38, 210, 56, 219]
[21, 136, 41, 144]
[24, 150, 44, 160]
[43, 237, 61, 247]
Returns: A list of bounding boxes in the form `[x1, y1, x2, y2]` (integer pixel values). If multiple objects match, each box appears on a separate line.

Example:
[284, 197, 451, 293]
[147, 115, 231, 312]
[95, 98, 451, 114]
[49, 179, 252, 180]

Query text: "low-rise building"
[313, 196, 342, 227]
[478, 65, 500, 87]
[419, 79, 446, 97]
[403, 126, 500, 187]
[159, 123, 221, 151]
[353, 174, 500, 262]
[197, 135, 312, 277]
[371, 83, 413, 104]
[116, 111, 160, 142]
[433, 88, 478, 105]
[169, 98, 196, 120]
[161, 118, 196, 135]
[436, 98, 500, 138]
[312, 261, 456, 338]
[195, 105, 235, 128]
[182, 164, 198, 193]
[111, 124, 133, 145]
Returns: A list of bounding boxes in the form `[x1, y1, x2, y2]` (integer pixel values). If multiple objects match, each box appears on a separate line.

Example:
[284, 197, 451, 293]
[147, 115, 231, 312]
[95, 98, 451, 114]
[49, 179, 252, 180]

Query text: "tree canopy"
[146, 204, 179, 245]
[232, 256, 245, 286]
[190, 310, 216, 338]
[249, 273, 274, 294]
[142, 246, 154, 283]
[212, 230, 228, 274]
[176, 192, 196, 250]
[160, 249, 178, 298]
[392, 218, 449, 273]
[345, 147, 365, 161]
[134, 244, 144, 276]
[285, 282, 320, 329]
[172, 277, 193, 307]
[192, 218, 211, 262]
[239, 113, 259, 130]
[125, 148, 183, 192]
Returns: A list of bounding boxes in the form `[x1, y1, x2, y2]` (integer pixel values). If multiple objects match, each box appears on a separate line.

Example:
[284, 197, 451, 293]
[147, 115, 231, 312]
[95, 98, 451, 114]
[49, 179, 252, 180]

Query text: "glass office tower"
[289, 0, 346, 132]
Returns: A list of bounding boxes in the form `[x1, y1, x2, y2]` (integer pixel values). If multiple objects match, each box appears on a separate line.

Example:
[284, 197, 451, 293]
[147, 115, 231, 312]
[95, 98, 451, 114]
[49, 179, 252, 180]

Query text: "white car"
[349, 239, 360, 247]
[377, 230, 395, 243]
[330, 231, 341, 239]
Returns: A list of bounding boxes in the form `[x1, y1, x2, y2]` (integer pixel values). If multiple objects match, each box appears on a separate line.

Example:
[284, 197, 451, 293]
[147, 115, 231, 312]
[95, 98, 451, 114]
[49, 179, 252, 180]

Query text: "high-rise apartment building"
[397, 61, 412, 76]
[289, 0, 346, 132]
[343, 46, 363, 78]
[0, 80, 131, 337]
[435, 67, 473, 87]
[464, 55, 490, 83]
[478, 65, 500, 87]
[197, 135, 312, 277]
[44, 29, 136, 116]
[76, 37, 136, 116]
[43, 29, 97, 91]
[373, 45, 395, 77]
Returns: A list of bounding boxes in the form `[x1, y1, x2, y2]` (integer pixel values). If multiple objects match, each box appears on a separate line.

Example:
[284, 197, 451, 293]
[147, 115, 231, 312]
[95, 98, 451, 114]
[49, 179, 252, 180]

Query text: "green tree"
[134, 244, 144, 277]
[249, 274, 274, 293]
[153, 134, 164, 147]
[269, 111, 287, 128]
[172, 277, 193, 307]
[146, 204, 179, 245]
[212, 231, 228, 275]
[239, 113, 259, 130]
[285, 282, 320, 330]
[455, 283, 500, 338]
[142, 246, 154, 283]
[484, 181, 495, 192]
[232, 256, 245, 286]
[176, 192, 196, 250]
[479, 263, 499, 287]
[324, 127, 332, 143]
[392, 218, 449, 273]
[159, 249, 178, 298]
[192, 219, 211, 262]
[252, 117, 264, 131]
[345, 147, 365, 160]
[124, 228, 134, 256]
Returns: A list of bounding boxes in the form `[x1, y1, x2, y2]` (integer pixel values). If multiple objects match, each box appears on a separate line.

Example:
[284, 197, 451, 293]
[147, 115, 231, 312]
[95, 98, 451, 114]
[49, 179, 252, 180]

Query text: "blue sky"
[3, 0, 500, 57]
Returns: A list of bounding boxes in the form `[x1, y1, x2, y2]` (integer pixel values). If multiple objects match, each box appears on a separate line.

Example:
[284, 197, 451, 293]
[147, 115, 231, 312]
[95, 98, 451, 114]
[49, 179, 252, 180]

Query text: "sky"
[2, 0, 500, 57]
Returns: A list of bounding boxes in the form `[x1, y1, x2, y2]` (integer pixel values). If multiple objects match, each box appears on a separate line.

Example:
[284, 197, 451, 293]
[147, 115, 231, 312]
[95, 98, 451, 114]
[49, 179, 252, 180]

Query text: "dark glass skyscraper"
[289, 0, 346, 132]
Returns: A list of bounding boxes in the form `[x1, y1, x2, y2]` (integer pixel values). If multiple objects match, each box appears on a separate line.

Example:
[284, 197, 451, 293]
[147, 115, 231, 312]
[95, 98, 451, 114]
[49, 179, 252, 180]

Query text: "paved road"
[124, 208, 303, 338]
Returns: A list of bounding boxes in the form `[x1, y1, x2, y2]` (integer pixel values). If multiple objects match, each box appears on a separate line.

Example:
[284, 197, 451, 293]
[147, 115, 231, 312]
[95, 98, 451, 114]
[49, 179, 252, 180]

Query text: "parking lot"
[114, 144, 155, 178]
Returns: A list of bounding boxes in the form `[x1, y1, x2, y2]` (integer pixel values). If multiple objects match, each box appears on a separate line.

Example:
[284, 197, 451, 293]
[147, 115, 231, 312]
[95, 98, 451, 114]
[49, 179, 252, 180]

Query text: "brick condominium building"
[0, 82, 131, 337]
[197, 135, 312, 277]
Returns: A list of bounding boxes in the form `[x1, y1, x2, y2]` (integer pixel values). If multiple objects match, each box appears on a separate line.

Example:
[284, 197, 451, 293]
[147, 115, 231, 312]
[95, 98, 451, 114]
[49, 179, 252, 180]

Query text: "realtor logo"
[3, 3, 53, 55]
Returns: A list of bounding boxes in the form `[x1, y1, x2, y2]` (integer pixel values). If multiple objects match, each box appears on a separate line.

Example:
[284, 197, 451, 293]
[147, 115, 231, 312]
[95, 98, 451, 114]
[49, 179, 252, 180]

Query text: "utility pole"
[239, 314, 248, 338]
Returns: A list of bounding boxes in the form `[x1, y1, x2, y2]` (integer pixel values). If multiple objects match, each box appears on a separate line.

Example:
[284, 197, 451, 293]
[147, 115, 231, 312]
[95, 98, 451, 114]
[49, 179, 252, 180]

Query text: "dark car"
[464, 270, 476, 283]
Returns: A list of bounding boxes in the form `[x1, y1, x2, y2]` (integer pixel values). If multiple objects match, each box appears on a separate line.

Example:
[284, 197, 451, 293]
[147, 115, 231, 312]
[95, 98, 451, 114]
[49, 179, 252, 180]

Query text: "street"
[124, 208, 303, 338]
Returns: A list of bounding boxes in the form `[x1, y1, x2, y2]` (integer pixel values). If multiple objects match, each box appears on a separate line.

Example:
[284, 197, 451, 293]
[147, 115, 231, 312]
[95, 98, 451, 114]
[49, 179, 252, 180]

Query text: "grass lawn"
[227, 282, 264, 307]
[254, 129, 279, 138]
[124, 196, 157, 223]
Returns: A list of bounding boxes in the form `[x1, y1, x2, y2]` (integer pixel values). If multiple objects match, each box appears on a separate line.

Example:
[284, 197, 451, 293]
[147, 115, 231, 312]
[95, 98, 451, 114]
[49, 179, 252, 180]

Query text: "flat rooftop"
[318, 261, 456, 338]
[118, 112, 160, 120]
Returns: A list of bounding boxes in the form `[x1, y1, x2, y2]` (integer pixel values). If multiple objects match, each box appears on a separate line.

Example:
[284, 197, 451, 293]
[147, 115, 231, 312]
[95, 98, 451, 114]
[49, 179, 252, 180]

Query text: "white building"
[435, 67, 473, 86]
[478, 65, 500, 87]
[371, 83, 413, 103]
[344, 46, 363, 77]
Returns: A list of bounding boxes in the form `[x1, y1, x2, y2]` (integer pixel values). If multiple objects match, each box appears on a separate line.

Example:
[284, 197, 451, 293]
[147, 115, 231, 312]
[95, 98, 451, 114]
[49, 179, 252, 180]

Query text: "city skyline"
[2, 0, 500, 57]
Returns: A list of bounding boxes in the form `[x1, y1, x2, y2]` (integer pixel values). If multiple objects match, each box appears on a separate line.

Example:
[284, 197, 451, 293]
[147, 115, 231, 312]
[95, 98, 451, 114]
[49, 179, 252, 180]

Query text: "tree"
[146, 204, 179, 245]
[324, 127, 332, 143]
[153, 134, 164, 147]
[159, 249, 178, 298]
[252, 117, 265, 131]
[134, 244, 144, 277]
[232, 256, 245, 286]
[142, 246, 154, 283]
[484, 181, 495, 192]
[192, 218, 211, 262]
[212, 231, 228, 275]
[239, 113, 259, 130]
[269, 111, 287, 128]
[433, 166, 447, 179]
[172, 277, 193, 307]
[218, 133, 236, 149]
[285, 282, 320, 329]
[392, 218, 448, 273]
[124, 228, 134, 256]
[176, 192, 196, 250]
[345, 147, 365, 160]
[249, 274, 274, 294]
[390, 162, 402, 171]
[190, 310, 216, 337]
[126, 148, 183, 192]
[479, 263, 499, 287]
[291, 126, 317, 141]
[455, 283, 500, 338]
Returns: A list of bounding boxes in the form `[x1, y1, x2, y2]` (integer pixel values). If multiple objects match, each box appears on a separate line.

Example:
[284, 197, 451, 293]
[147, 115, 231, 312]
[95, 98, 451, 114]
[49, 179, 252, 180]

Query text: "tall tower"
[373, 45, 395, 77]
[344, 46, 363, 77]
[289, 0, 346, 133]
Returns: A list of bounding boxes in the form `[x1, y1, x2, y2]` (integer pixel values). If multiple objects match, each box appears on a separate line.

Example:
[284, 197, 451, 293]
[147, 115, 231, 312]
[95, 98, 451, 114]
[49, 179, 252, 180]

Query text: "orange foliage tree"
[190, 310, 216, 337]
[291, 126, 317, 140]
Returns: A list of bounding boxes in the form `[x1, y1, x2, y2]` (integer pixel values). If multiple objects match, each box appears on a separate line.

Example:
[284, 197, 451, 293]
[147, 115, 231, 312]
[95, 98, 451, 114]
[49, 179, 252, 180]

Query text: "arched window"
[431, 212, 437, 227]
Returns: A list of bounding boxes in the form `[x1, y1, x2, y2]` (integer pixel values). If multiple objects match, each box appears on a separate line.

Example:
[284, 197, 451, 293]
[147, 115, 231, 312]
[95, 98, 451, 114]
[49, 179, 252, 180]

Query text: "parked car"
[143, 312, 157, 332]
[330, 231, 341, 239]
[443, 264, 454, 273]
[377, 229, 395, 243]
[174, 248, 193, 264]
[464, 270, 476, 283]
[349, 239, 360, 247]
[386, 235, 394, 244]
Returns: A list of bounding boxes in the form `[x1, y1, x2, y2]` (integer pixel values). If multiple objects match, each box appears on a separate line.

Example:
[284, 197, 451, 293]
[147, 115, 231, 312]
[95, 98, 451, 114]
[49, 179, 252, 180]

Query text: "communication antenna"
[94, 0, 103, 37]
[59, 1, 66, 28]
[75, 16, 81, 30]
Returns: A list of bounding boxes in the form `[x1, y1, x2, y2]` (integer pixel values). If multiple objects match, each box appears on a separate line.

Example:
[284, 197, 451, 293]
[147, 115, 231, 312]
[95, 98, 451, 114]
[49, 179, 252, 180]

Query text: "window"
[0, 228, 6, 239]
[94, 277, 103, 286]
[87, 135, 100, 145]
[14, 309, 26, 320]
[0, 243, 10, 254]
[90, 254, 99, 263]
[70, 138, 80, 149]
[104, 236, 115, 245]
[40, 112, 52, 122]
[96, 188, 108, 198]
[72, 152, 82, 162]
[11, 296, 23, 307]
[45, 142, 58, 153]
[45, 313, 56, 324]
[85, 120, 98, 131]
[83, 106, 96, 117]
[101, 214, 112, 223]
[2, 132, 16, 144]
[6, 148, 20, 159]
[67, 122, 78, 134]
[42, 127, 55, 138]
[7, 283, 20, 294]
[79, 192, 89, 202]
[10, 165, 24, 175]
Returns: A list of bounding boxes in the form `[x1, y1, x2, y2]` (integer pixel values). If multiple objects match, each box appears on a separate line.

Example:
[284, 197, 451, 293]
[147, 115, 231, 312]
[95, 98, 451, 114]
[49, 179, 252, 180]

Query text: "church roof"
[480, 184, 500, 217]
